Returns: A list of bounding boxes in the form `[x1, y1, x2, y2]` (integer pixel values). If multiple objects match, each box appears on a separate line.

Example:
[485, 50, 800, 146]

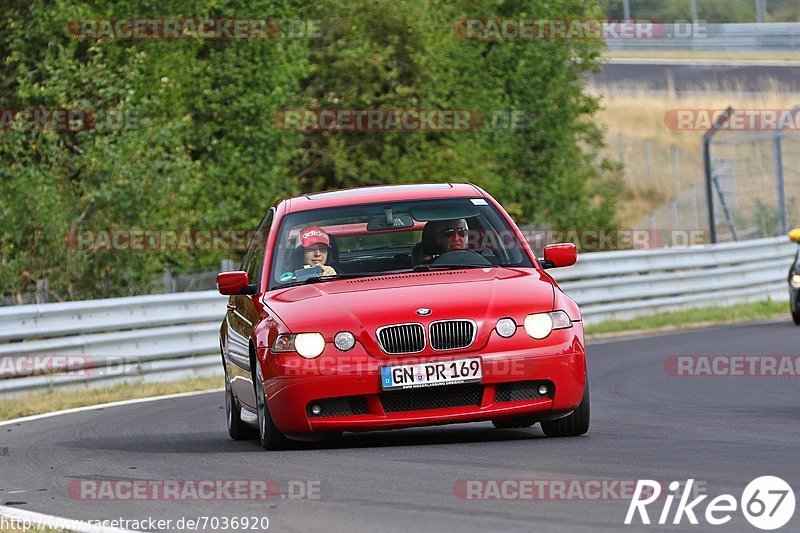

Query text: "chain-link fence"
[705, 112, 800, 242]
[605, 134, 708, 244]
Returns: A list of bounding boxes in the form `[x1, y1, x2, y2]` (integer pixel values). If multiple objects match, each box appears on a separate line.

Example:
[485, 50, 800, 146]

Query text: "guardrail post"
[35, 279, 47, 304]
[163, 268, 175, 293]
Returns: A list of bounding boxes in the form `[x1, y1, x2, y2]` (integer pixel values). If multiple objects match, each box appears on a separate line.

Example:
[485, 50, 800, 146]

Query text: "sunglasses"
[442, 228, 469, 237]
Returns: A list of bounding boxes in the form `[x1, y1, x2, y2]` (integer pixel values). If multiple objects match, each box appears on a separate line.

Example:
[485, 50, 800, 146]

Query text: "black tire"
[255, 361, 291, 451]
[541, 379, 590, 438]
[225, 375, 254, 440]
[793, 310, 800, 326]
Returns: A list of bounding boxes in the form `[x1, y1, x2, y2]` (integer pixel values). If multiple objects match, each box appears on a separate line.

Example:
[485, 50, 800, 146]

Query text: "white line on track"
[0, 388, 222, 533]
[0, 388, 222, 428]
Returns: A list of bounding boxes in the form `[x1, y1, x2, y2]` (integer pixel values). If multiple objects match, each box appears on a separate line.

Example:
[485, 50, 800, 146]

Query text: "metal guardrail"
[0, 236, 794, 396]
[558, 236, 794, 321]
[0, 291, 227, 396]
[606, 23, 800, 51]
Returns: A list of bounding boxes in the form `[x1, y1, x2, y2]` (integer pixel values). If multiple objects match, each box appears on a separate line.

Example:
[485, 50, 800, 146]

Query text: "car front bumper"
[262, 325, 587, 435]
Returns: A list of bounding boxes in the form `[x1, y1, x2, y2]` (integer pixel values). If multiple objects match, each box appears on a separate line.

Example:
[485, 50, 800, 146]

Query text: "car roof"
[282, 183, 485, 213]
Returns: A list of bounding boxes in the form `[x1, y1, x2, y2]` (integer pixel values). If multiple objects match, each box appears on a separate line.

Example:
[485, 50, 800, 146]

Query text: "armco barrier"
[0, 291, 227, 397]
[0, 236, 795, 396]
[605, 22, 800, 51]
[558, 236, 794, 321]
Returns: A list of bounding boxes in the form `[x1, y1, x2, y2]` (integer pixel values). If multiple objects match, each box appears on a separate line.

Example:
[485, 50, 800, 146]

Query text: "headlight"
[334, 331, 355, 351]
[272, 332, 326, 358]
[791, 274, 800, 288]
[495, 318, 517, 338]
[294, 333, 326, 358]
[524, 311, 572, 339]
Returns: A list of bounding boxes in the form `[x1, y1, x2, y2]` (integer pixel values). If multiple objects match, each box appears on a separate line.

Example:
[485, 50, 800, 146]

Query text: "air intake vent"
[307, 396, 369, 418]
[377, 323, 425, 354]
[380, 384, 483, 412]
[495, 381, 553, 403]
[429, 320, 476, 350]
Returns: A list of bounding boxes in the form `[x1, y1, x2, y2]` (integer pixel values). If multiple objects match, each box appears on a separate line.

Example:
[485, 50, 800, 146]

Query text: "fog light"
[334, 331, 356, 351]
[791, 274, 800, 288]
[538, 385, 548, 395]
[495, 318, 516, 338]
[311, 404, 322, 416]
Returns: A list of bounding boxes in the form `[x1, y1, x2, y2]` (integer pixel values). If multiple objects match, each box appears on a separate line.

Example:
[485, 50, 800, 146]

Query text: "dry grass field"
[594, 86, 800, 225]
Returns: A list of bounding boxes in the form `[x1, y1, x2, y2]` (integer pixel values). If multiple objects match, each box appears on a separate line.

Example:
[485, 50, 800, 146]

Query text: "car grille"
[495, 381, 553, 403]
[377, 323, 425, 354]
[307, 396, 370, 418]
[380, 384, 483, 413]
[429, 320, 475, 350]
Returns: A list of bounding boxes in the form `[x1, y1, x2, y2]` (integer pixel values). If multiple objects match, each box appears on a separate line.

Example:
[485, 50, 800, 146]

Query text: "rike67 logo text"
[626, 477, 795, 530]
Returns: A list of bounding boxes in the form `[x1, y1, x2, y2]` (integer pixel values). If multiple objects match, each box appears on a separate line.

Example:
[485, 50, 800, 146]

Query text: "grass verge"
[585, 299, 788, 338]
[0, 374, 222, 422]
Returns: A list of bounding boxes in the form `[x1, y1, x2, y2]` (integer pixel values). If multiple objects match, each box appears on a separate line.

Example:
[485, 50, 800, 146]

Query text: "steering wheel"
[431, 249, 492, 267]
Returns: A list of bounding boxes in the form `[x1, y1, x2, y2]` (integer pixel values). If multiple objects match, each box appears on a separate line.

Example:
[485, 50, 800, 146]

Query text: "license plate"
[380, 357, 482, 391]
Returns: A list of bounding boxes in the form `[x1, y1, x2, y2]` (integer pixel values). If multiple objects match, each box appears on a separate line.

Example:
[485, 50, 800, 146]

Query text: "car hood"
[264, 268, 555, 355]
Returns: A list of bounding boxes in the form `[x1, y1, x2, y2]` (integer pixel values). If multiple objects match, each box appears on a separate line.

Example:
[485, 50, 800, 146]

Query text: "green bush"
[0, 0, 620, 299]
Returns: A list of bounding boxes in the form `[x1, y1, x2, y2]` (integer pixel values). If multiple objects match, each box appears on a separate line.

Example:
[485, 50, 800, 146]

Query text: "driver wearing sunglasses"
[434, 218, 469, 252]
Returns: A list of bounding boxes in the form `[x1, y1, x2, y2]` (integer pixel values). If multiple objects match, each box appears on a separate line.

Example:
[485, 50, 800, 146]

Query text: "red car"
[218, 183, 588, 450]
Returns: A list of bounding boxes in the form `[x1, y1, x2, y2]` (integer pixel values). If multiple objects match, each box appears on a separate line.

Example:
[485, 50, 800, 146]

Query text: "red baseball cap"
[298, 225, 331, 248]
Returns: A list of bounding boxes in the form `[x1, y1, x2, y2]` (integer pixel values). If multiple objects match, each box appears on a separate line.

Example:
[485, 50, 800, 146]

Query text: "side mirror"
[217, 271, 254, 295]
[542, 243, 577, 269]
[790, 229, 800, 243]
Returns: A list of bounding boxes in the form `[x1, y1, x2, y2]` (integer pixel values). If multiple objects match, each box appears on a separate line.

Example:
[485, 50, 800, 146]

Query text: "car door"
[227, 209, 274, 409]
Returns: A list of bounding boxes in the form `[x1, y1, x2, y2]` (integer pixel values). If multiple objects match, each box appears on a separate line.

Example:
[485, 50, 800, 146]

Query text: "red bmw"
[218, 183, 588, 450]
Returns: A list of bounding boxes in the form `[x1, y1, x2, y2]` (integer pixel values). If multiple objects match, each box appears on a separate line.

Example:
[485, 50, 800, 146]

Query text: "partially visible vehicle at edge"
[217, 183, 588, 450]
[790, 228, 800, 326]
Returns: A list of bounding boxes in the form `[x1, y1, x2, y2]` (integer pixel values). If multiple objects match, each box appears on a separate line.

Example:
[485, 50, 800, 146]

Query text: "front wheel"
[541, 379, 590, 438]
[255, 361, 291, 451]
[793, 309, 800, 325]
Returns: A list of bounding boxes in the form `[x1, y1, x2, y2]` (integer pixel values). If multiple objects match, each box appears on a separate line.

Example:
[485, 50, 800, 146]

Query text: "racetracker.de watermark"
[67, 479, 321, 500]
[0, 109, 138, 132]
[68, 19, 321, 40]
[274, 109, 485, 131]
[453, 479, 707, 501]
[0, 355, 145, 379]
[66, 229, 262, 252]
[665, 109, 800, 131]
[522, 229, 705, 251]
[452, 19, 707, 40]
[665, 355, 800, 377]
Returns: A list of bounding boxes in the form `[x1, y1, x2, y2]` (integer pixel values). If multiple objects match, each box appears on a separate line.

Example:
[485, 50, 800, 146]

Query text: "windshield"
[268, 197, 534, 290]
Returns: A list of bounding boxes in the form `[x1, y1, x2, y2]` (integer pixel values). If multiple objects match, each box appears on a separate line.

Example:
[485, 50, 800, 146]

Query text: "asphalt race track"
[1, 320, 799, 532]
[588, 61, 800, 94]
